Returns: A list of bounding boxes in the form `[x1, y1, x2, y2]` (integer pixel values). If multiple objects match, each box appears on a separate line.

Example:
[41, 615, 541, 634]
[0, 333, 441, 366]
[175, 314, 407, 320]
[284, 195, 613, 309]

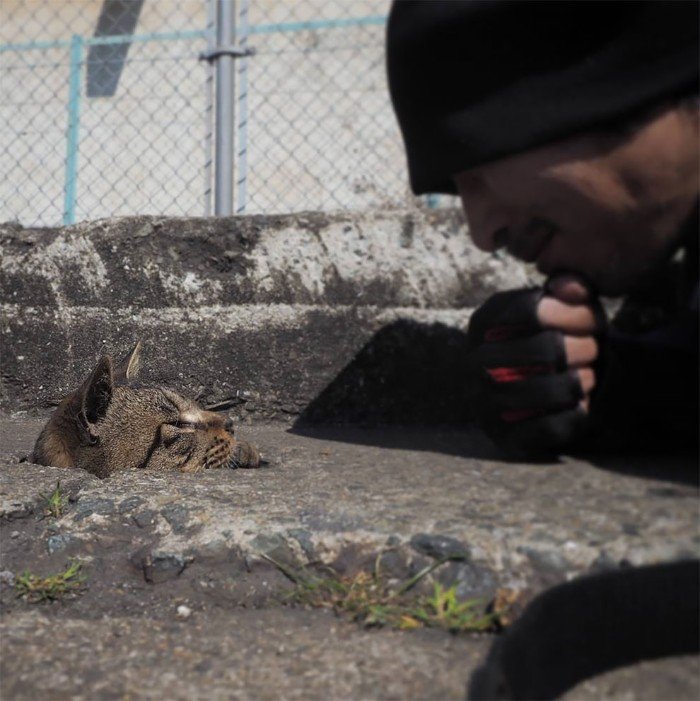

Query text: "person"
[387, 3, 699, 698]
[387, 0, 698, 457]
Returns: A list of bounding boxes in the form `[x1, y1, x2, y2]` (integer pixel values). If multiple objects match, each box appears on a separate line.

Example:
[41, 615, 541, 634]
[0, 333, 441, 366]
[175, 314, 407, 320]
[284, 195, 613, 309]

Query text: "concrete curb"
[1, 210, 536, 417]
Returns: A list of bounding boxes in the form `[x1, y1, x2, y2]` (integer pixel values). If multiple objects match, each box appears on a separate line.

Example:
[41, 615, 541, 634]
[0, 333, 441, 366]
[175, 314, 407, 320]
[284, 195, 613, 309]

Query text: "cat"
[32, 342, 260, 478]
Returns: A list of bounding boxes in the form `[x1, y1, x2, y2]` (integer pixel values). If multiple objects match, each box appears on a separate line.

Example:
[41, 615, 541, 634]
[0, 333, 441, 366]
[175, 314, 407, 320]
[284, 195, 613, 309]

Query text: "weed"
[404, 582, 495, 632]
[262, 553, 507, 633]
[15, 560, 86, 603]
[39, 480, 67, 519]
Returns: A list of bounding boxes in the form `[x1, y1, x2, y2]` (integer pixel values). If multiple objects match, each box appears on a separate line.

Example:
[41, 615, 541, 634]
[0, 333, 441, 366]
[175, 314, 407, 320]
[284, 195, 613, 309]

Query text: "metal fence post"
[235, 0, 250, 214]
[63, 34, 84, 225]
[214, 0, 235, 216]
[203, 0, 216, 216]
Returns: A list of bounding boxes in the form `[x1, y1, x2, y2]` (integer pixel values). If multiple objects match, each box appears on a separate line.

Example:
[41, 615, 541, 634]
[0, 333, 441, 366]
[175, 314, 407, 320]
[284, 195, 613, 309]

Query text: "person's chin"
[535, 240, 634, 296]
[537, 257, 628, 297]
[589, 268, 642, 297]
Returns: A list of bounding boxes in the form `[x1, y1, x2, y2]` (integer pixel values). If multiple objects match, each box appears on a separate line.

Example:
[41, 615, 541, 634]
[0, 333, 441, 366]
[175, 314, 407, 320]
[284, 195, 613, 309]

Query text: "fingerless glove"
[467, 288, 606, 454]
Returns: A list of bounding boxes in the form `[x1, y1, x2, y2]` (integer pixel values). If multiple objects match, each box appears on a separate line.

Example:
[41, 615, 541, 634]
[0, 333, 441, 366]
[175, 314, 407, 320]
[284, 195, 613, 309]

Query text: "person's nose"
[465, 211, 503, 252]
[454, 172, 508, 253]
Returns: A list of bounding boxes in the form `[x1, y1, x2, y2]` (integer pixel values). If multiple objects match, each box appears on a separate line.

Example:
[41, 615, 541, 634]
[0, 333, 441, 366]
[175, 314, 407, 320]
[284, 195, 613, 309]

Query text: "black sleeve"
[584, 208, 699, 454]
[586, 319, 699, 454]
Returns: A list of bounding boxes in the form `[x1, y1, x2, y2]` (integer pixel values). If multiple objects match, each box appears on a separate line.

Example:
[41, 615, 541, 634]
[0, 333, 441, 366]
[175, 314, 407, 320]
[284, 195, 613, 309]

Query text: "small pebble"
[176, 605, 192, 619]
[0, 571, 15, 586]
[10, 531, 19, 539]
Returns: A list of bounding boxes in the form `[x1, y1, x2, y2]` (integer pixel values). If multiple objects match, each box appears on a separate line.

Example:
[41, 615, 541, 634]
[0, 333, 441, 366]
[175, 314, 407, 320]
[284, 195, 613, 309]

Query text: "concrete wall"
[1, 0, 208, 224]
[0, 211, 536, 421]
[1, 0, 419, 227]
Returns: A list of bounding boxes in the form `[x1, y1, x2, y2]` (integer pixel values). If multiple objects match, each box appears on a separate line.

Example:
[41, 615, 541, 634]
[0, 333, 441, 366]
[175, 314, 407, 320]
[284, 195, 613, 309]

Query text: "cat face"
[32, 343, 259, 478]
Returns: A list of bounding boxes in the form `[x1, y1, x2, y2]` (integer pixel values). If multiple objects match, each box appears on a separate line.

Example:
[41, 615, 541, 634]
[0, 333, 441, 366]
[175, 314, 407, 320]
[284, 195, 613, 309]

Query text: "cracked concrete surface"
[1, 414, 698, 700]
[0, 211, 534, 416]
[1, 212, 697, 700]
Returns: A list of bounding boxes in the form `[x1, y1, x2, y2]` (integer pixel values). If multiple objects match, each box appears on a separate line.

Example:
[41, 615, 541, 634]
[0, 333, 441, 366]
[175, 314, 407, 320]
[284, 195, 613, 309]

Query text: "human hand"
[466, 274, 606, 453]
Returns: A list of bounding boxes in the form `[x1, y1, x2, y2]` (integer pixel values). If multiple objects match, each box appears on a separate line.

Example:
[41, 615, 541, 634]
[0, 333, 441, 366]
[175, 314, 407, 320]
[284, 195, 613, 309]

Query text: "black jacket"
[589, 204, 698, 452]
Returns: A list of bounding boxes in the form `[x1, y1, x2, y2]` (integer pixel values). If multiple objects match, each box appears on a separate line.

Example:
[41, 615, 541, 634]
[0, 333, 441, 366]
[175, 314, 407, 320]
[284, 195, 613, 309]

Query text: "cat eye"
[160, 423, 197, 450]
[168, 420, 200, 430]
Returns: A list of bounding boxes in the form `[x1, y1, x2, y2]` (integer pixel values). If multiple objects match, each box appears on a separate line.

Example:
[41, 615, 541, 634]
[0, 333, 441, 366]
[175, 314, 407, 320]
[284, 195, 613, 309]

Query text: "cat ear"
[114, 340, 142, 383]
[80, 355, 115, 426]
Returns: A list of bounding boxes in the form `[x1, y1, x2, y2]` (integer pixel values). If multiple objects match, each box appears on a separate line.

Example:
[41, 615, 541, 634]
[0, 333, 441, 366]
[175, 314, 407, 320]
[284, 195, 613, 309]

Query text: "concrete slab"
[2, 415, 698, 590]
[0, 211, 535, 416]
[1, 414, 697, 700]
[0, 608, 487, 701]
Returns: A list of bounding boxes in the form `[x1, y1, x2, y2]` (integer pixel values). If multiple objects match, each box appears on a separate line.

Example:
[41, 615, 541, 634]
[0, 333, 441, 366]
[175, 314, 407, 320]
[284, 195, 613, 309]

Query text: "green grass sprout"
[39, 480, 68, 519]
[261, 552, 507, 633]
[15, 560, 86, 603]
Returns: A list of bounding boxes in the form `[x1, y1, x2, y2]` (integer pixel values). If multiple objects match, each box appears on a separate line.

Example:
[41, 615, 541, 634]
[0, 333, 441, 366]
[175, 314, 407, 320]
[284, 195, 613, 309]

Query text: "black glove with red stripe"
[466, 275, 607, 454]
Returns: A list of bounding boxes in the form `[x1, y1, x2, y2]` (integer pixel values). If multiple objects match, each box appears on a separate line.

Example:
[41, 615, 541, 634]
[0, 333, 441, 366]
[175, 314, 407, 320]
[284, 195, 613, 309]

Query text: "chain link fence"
[1, 0, 440, 227]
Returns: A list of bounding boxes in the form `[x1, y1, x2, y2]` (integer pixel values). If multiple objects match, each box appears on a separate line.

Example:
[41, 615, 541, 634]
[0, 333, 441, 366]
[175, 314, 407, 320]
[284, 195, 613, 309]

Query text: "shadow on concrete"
[574, 451, 699, 487]
[290, 424, 504, 461]
[295, 319, 474, 427]
[290, 319, 553, 463]
[291, 319, 699, 485]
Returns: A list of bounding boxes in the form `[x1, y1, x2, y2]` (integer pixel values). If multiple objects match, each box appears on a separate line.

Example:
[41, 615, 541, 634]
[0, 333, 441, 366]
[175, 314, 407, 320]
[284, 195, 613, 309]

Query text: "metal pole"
[214, 0, 235, 215]
[63, 34, 84, 225]
[203, 0, 216, 216]
[235, 0, 249, 214]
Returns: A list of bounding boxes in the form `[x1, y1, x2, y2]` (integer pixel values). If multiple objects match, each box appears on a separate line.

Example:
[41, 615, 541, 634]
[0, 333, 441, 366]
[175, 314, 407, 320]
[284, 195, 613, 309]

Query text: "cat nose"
[224, 417, 235, 434]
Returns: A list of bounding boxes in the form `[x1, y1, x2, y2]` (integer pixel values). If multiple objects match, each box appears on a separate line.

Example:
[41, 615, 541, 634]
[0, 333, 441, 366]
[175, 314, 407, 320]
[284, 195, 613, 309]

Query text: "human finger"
[500, 407, 589, 453]
[487, 370, 584, 414]
[472, 330, 568, 373]
[468, 288, 543, 345]
[563, 336, 598, 366]
[537, 297, 599, 335]
[545, 273, 593, 304]
[577, 366, 595, 395]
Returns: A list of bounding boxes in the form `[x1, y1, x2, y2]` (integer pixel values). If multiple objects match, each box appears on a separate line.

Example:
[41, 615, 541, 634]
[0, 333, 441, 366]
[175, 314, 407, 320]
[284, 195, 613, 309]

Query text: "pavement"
[1, 211, 698, 699]
[1, 412, 698, 700]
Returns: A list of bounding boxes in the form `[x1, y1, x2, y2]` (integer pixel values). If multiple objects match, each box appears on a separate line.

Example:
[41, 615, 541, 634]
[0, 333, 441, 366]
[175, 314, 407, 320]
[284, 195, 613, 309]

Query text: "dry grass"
[15, 561, 86, 603]
[264, 553, 515, 633]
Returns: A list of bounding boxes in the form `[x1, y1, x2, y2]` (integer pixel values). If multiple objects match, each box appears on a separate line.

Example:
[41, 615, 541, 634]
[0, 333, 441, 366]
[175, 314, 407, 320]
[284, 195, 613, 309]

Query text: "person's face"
[454, 104, 699, 296]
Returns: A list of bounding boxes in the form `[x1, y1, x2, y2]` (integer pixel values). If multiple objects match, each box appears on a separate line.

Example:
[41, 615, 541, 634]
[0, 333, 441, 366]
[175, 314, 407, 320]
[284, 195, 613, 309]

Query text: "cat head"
[32, 342, 258, 478]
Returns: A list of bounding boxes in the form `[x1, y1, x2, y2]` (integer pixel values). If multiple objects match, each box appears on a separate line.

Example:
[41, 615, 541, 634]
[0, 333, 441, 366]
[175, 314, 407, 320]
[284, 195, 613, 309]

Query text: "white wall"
[1, 0, 422, 226]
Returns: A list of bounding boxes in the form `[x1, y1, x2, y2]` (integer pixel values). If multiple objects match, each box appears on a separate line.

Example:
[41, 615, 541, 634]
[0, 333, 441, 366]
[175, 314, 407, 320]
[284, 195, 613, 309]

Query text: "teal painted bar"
[63, 35, 84, 226]
[84, 29, 209, 47]
[0, 30, 208, 53]
[0, 16, 387, 53]
[248, 15, 387, 35]
[0, 38, 70, 53]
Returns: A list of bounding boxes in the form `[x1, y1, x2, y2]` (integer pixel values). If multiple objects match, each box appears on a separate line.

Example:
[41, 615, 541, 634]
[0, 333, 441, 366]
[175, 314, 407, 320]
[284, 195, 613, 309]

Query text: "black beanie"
[387, 0, 699, 195]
